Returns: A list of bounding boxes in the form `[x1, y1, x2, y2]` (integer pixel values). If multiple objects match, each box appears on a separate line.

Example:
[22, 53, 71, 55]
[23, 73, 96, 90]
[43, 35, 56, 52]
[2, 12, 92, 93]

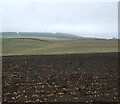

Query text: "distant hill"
[1, 32, 94, 39]
[18, 32, 80, 39]
[1, 32, 18, 38]
[1, 32, 17, 37]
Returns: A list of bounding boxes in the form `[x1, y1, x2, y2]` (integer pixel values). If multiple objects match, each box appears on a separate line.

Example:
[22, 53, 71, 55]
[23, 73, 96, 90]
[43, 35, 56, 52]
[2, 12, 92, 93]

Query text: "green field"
[2, 38, 118, 56]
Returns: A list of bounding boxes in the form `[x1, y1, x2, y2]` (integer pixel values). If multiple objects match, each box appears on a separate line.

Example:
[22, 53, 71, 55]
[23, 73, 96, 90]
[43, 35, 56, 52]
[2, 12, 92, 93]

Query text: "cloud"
[1, 2, 118, 38]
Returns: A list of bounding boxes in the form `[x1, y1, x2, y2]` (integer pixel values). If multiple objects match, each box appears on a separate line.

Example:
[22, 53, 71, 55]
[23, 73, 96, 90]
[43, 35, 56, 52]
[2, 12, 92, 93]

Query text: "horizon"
[1, 31, 118, 39]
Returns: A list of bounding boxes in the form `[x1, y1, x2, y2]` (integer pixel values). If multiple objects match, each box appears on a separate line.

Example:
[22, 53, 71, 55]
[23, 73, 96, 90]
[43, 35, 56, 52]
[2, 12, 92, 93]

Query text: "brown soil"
[2, 53, 119, 103]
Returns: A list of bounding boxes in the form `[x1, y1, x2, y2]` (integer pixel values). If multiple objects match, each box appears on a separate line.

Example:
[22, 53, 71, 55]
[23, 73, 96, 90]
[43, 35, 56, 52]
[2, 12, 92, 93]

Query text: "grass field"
[2, 38, 118, 56]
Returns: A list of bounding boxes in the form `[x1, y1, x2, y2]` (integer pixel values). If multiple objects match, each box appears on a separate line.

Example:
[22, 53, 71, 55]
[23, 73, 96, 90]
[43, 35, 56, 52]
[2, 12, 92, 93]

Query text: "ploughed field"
[2, 53, 119, 103]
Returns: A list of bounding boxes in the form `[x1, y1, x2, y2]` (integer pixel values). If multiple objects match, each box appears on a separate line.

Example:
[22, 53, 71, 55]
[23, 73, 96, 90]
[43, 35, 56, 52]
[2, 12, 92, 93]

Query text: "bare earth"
[2, 52, 119, 103]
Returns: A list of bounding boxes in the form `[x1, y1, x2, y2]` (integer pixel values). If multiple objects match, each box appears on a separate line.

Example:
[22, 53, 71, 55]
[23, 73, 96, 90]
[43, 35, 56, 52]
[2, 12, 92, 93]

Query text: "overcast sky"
[1, 2, 118, 38]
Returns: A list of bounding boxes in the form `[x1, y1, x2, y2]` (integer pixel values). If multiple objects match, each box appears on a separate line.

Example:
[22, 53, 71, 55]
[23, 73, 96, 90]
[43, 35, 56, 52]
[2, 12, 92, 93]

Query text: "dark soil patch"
[2, 52, 119, 103]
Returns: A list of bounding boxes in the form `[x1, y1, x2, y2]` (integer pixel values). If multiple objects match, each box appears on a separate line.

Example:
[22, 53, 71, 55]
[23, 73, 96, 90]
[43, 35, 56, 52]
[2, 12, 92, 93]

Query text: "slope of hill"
[2, 38, 118, 56]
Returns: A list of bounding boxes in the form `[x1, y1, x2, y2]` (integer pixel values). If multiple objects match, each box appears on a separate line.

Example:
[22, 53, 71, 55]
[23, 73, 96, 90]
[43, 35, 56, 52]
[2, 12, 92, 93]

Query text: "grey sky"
[1, 2, 118, 38]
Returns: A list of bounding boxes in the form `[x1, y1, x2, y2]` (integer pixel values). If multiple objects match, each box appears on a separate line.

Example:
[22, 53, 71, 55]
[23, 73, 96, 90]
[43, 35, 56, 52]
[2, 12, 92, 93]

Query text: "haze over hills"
[1, 32, 95, 39]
